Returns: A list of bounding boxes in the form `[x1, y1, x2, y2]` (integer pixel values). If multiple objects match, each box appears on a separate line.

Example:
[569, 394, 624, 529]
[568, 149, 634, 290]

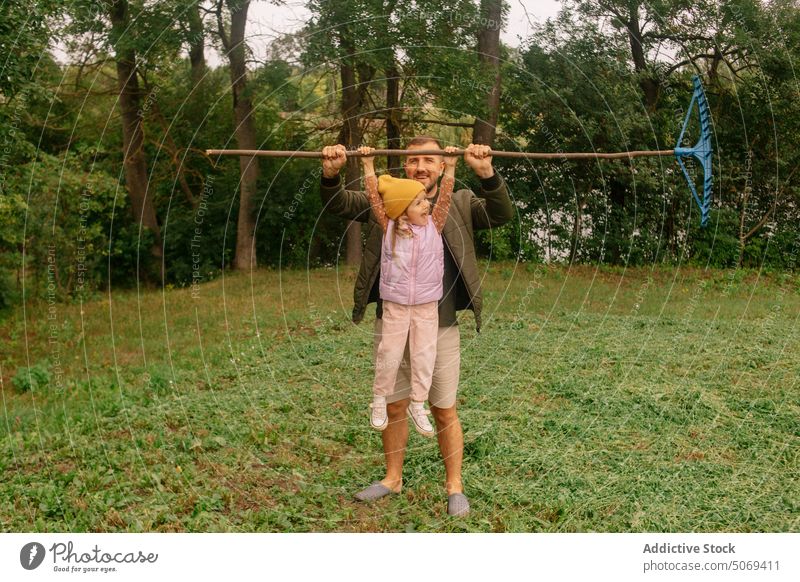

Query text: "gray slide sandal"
[353, 482, 397, 502]
[447, 493, 470, 516]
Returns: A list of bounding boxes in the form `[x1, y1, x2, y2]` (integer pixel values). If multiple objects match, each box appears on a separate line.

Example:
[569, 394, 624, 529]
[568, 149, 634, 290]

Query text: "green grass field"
[1, 263, 798, 532]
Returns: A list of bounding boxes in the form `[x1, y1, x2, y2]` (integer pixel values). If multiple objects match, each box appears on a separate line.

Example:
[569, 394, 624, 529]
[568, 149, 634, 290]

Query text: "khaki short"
[373, 318, 461, 409]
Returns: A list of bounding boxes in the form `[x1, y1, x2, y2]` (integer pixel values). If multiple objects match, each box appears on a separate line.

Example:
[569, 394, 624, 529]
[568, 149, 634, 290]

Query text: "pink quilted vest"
[380, 219, 443, 306]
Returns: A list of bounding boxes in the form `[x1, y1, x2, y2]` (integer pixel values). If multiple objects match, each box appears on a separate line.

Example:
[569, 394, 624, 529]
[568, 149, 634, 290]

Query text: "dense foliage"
[1, 0, 798, 311]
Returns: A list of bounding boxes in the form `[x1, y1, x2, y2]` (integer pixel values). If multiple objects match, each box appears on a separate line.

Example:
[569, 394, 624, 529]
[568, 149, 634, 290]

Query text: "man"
[320, 136, 513, 516]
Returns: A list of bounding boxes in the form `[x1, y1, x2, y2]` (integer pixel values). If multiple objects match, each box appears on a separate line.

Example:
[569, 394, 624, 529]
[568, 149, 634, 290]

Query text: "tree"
[379, 0, 402, 175]
[214, 0, 260, 271]
[0, 1, 57, 306]
[472, 0, 505, 145]
[64, 0, 192, 283]
[108, 0, 164, 282]
[336, 25, 374, 266]
[186, 0, 207, 89]
[304, 0, 378, 266]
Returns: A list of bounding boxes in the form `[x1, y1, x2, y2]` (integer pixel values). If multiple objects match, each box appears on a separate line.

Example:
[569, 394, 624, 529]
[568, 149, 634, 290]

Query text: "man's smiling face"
[404, 141, 445, 195]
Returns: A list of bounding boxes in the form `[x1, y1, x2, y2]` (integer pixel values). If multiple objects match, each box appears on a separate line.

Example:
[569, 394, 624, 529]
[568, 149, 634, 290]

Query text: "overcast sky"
[219, 0, 563, 66]
[51, 1, 563, 66]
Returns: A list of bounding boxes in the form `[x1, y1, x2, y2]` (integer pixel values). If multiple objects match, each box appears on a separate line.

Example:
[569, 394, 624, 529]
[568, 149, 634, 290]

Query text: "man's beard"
[414, 175, 437, 193]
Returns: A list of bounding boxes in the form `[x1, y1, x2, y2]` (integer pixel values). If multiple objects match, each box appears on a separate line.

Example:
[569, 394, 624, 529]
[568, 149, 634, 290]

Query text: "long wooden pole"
[205, 148, 675, 160]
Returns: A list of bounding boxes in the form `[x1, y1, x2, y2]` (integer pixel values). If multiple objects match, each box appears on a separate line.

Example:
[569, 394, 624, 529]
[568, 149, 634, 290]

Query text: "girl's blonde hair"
[390, 214, 414, 258]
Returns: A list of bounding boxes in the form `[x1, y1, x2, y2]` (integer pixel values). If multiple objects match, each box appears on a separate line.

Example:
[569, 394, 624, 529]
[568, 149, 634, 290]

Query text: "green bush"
[12, 363, 51, 393]
[688, 208, 741, 268]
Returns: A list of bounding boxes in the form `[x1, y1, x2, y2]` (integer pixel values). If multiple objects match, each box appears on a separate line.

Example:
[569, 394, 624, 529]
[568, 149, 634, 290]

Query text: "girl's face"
[405, 191, 431, 226]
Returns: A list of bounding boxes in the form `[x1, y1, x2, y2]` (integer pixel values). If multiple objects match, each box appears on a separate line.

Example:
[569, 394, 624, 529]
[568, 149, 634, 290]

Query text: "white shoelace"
[410, 405, 432, 429]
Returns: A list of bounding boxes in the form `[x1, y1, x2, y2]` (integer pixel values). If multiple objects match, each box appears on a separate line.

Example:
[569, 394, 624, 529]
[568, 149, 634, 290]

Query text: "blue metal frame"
[674, 75, 713, 226]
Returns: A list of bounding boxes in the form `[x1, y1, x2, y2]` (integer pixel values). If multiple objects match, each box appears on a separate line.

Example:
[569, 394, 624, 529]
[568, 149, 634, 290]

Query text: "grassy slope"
[1, 263, 798, 532]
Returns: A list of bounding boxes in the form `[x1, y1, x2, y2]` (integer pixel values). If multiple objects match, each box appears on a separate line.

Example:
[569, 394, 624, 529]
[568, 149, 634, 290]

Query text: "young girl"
[359, 145, 457, 436]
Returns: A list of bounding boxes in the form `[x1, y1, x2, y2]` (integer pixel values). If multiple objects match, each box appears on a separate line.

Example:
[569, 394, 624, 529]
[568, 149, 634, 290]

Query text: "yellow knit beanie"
[378, 175, 425, 220]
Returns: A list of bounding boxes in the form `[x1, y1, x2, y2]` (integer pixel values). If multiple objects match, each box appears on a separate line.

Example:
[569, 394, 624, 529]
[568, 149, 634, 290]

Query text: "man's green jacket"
[320, 173, 514, 332]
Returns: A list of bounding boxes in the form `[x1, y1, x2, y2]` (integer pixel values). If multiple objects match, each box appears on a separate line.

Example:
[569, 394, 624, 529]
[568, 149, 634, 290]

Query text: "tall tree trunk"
[626, 2, 659, 110]
[473, 0, 503, 145]
[381, 1, 402, 176]
[336, 35, 374, 266]
[184, 1, 208, 176]
[187, 0, 206, 89]
[109, 0, 163, 283]
[385, 60, 402, 177]
[219, 0, 259, 270]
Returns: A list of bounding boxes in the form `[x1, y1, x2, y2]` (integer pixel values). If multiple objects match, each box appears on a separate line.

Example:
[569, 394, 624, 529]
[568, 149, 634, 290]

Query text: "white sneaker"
[370, 396, 388, 431]
[407, 401, 434, 437]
